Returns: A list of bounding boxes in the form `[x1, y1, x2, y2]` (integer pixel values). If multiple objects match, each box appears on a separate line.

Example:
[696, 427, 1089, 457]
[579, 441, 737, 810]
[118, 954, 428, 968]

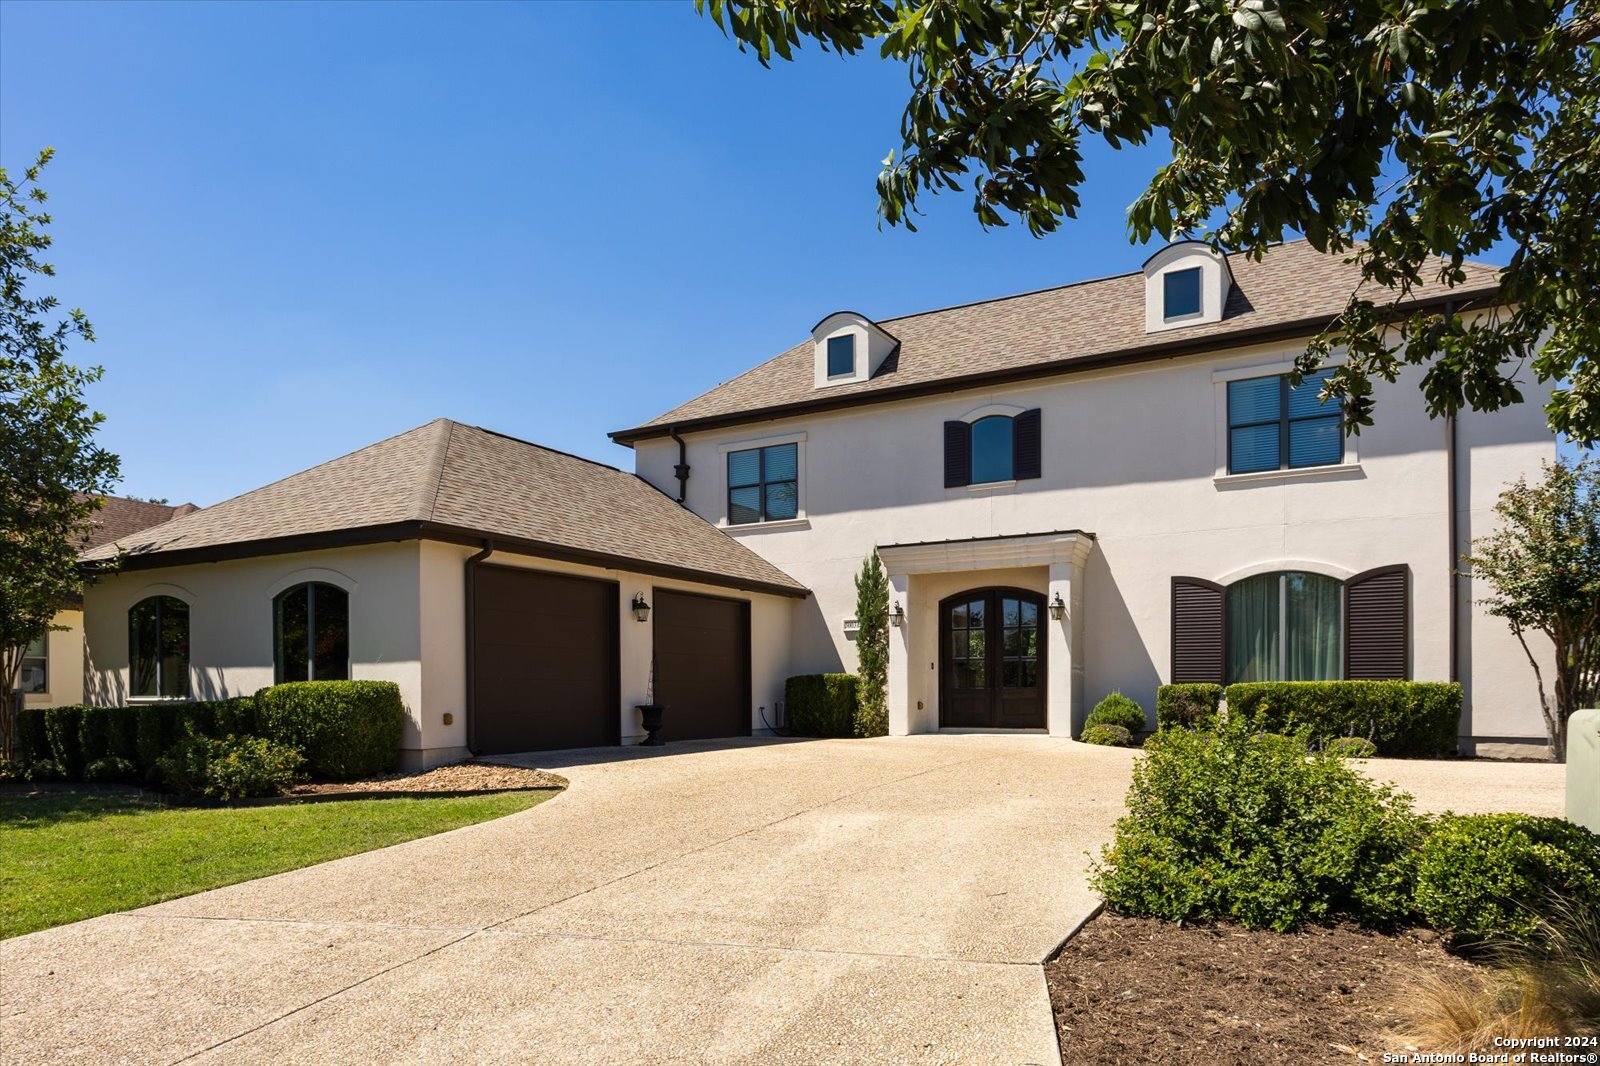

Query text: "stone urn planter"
[636, 704, 667, 747]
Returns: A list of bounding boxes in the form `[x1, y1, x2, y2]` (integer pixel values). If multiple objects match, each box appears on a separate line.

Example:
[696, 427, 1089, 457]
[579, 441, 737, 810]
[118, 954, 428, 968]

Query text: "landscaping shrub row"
[9, 680, 405, 795]
[785, 673, 862, 738]
[1092, 712, 1600, 945]
[1152, 680, 1462, 757]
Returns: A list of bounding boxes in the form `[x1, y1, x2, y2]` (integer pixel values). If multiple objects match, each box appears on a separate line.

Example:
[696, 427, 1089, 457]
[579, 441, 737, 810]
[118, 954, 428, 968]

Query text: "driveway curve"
[0, 735, 1564, 1064]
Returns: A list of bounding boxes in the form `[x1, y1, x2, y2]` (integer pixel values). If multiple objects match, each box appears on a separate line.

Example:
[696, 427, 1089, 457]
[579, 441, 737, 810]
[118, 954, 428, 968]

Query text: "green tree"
[698, 1, 1600, 443]
[2, 148, 121, 755]
[853, 551, 890, 737]
[1465, 458, 1600, 761]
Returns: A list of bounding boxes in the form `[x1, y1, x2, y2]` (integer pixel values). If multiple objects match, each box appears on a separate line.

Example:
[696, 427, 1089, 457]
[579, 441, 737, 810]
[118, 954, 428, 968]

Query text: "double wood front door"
[939, 587, 1047, 729]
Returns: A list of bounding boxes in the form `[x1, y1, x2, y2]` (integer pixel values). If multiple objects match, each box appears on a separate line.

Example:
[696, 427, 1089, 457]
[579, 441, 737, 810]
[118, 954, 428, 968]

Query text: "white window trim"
[1211, 354, 1359, 481]
[265, 567, 359, 599]
[1161, 267, 1205, 325]
[717, 430, 808, 529]
[126, 585, 195, 702]
[946, 402, 1029, 492]
[20, 631, 48, 696]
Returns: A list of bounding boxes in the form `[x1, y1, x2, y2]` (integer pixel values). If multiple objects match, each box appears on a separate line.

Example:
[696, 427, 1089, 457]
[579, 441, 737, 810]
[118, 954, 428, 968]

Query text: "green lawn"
[0, 786, 558, 938]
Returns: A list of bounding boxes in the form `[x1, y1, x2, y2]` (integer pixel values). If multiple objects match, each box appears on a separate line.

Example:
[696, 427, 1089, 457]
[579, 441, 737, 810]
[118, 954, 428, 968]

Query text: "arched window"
[1225, 571, 1342, 683]
[129, 596, 190, 698]
[970, 416, 1015, 484]
[274, 582, 349, 683]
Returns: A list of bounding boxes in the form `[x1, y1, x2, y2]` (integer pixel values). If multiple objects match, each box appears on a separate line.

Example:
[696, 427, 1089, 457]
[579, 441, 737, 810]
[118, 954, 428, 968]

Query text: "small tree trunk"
[0, 645, 23, 762]
[1513, 627, 1562, 761]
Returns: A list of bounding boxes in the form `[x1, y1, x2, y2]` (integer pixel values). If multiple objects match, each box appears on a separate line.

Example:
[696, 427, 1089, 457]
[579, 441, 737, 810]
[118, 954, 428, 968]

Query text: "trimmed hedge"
[255, 681, 404, 780]
[43, 705, 85, 779]
[1414, 814, 1600, 944]
[785, 674, 860, 738]
[14, 706, 51, 764]
[1222, 681, 1462, 757]
[158, 733, 305, 801]
[1085, 692, 1147, 734]
[1156, 684, 1223, 730]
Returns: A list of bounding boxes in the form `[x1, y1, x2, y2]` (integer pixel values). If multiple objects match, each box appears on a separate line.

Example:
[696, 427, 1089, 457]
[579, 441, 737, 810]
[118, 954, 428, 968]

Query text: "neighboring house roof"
[81, 420, 808, 598]
[79, 495, 198, 552]
[611, 240, 1503, 443]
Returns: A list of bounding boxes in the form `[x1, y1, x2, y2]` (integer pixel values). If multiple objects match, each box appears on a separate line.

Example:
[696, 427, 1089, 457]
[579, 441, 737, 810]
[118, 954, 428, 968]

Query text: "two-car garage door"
[471, 565, 750, 755]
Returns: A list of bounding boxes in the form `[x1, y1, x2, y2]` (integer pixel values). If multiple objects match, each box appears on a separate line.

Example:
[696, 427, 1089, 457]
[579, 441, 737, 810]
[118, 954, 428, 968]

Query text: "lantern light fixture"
[1049, 592, 1067, 621]
[631, 593, 651, 623]
[890, 601, 906, 628]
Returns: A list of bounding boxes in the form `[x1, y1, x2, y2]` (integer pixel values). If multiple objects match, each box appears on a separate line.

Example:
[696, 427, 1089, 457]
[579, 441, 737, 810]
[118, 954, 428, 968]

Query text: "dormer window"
[826, 334, 855, 378]
[1163, 267, 1202, 320]
[811, 311, 898, 389]
[1143, 242, 1233, 333]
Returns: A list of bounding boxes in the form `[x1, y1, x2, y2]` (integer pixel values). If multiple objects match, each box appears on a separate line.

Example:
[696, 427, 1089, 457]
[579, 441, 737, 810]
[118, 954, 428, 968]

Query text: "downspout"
[670, 427, 690, 505]
[1447, 412, 1460, 684]
[463, 540, 494, 754]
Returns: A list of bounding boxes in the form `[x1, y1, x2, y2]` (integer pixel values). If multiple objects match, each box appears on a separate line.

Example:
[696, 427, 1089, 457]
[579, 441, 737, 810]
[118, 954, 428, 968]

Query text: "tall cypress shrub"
[853, 552, 889, 737]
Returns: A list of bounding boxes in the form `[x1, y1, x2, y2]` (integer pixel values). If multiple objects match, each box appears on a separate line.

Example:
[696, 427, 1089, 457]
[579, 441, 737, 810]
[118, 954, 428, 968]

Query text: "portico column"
[887, 569, 912, 736]
[1046, 561, 1077, 737]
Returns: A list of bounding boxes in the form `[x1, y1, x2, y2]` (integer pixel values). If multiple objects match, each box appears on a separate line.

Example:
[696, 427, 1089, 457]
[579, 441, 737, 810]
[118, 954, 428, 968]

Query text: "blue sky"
[0, 2, 1566, 505]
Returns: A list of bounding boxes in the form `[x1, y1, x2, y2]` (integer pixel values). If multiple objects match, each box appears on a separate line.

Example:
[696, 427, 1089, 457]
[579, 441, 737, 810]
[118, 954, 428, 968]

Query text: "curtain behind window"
[1285, 572, 1341, 680]
[1226, 573, 1279, 683]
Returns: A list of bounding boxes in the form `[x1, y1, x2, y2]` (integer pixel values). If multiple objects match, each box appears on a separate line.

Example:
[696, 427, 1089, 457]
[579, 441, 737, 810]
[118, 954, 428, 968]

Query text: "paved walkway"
[0, 736, 1565, 1064]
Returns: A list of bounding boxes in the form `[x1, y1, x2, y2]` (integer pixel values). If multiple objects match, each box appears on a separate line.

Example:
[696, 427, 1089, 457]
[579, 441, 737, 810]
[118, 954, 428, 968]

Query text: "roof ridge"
[462, 422, 632, 478]
[414, 418, 456, 522]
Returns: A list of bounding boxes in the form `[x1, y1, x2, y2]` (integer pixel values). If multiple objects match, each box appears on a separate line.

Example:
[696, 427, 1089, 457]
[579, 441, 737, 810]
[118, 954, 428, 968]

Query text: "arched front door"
[939, 587, 1046, 729]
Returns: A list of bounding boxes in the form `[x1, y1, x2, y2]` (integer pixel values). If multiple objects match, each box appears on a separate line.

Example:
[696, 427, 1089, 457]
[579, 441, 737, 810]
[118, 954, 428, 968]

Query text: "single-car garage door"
[653, 590, 750, 742]
[472, 565, 618, 754]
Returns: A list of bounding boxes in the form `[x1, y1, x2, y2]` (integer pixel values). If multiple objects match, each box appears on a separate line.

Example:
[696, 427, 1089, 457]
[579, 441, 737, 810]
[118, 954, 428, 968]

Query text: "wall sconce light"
[890, 601, 906, 628]
[631, 593, 651, 623]
[1049, 592, 1067, 621]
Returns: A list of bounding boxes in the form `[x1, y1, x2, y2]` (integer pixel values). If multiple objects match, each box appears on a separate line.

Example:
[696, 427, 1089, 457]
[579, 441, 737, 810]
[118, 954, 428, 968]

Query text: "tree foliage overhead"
[1, 148, 121, 709]
[1465, 457, 1600, 762]
[699, 0, 1600, 443]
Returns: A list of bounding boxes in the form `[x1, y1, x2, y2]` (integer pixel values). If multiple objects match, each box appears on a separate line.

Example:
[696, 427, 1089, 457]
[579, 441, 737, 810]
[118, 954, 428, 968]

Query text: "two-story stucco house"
[76, 240, 1555, 766]
[613, 240, 1553, 759]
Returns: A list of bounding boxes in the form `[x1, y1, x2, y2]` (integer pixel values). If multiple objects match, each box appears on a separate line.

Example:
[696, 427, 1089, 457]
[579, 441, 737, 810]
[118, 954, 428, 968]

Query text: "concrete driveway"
[0, 735, 1565, 1065]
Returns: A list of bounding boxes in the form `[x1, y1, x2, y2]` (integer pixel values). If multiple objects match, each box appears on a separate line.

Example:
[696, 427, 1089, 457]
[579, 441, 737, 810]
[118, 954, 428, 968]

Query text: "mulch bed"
[284, 762, 566, 797]
[1046, 912, 1478, 1064]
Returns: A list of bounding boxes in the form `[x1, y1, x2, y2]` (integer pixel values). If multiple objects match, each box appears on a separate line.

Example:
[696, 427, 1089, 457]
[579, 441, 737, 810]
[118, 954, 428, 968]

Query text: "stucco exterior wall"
[22, 608, 85, 709]
[83, 542, 426, 744]
[634, 335, 1557, 747]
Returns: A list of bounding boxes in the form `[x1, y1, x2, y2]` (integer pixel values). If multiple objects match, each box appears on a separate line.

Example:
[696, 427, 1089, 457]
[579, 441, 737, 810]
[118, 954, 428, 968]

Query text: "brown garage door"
[653, 590, 750, 742]
[472, 565, 618, 754]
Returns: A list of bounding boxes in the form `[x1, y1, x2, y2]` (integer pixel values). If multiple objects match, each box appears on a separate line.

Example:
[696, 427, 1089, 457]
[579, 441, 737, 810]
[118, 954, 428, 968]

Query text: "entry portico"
[878, 530, 1094, 739]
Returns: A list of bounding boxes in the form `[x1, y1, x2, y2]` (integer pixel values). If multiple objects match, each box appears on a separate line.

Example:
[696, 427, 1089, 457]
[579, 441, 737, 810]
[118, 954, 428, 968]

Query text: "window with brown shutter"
[1013, 408, 1042, 480]
[1171, 577, 1225, 684]
[944, 421, 971, 487]
[1344, 564, 1410, 679]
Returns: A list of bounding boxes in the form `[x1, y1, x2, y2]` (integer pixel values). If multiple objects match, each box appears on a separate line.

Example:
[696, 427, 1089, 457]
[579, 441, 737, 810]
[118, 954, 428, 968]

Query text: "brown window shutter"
[1013, 408, 1042, 480]
[1345, 564, 1409, 679]
[1171, 577, 1225, 684]
[944, 421, 971, 488]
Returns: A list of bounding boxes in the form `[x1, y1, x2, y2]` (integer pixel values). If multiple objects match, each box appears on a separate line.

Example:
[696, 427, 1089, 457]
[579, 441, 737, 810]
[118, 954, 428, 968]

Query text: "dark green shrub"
[784, 674, 860, 738]
[1156, 684, 1223, 730]
[1415, 814, 1600, 944]
[1091, 712, 1426, 932]
[78, 706, 116, 763]
[13, 707, 50, 764]
[1328, 736, 1378, 758]
[158, 734, 304, 801]
[1085, 692, 1147, 733]
[255, 681, 404, 780]
[209, 696, 256, 736]
[1081, 723, 1132, 746]
[84, 756, 137, 783]
[135, 703, 176, 772]
[18, 758, 63, 781]
[1223, 681, 1462, 757]
[171, 701, 215, 741]
[43, 705, 85, 779]
[107, 709, 138, 763]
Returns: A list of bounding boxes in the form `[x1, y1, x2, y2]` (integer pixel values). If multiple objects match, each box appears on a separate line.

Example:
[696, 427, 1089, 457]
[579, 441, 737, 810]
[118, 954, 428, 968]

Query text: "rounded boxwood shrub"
[84, 756, 137, 783]
[1081, 723, 1132, 747]
[1327, 736, 1378, 758]
[1414, 814, 1600, 944]
[159, 734, 304, 801]
[255, 681, 405, 780]
[1085, 692, 1147, 734]
[1091, 712, 1425, 932]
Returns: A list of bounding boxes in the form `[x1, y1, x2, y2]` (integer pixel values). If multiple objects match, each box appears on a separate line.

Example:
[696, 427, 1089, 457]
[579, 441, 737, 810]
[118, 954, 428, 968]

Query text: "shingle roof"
[612, 240, 1503, 442]
[78, 495, 196, 551]
[82, 420, 807, 596]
